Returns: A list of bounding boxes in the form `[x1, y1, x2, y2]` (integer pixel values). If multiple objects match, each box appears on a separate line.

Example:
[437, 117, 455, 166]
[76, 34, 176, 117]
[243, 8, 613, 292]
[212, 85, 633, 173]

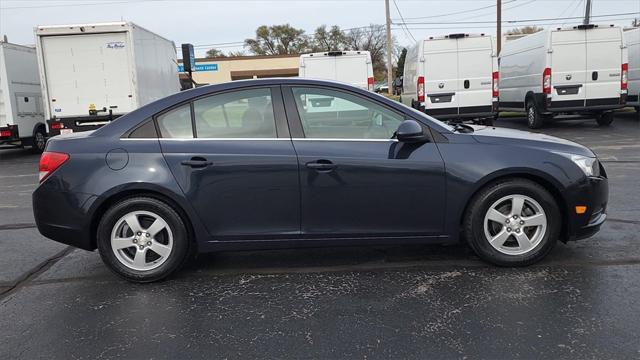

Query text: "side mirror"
[396, 120, 427, 143]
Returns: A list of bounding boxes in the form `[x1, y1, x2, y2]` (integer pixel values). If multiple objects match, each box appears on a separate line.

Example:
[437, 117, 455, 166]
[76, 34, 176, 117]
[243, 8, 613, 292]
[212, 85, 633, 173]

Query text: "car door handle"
[181, 157, 213, 168]
[306, 160, 336, 172]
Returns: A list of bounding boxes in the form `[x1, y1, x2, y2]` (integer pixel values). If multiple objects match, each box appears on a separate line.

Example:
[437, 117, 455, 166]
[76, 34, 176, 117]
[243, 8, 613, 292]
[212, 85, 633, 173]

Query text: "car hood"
[470, 126, 595, 157]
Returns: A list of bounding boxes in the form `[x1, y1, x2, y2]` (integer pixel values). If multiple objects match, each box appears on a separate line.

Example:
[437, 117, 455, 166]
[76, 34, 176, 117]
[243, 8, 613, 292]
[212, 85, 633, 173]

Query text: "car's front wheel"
[97, 197, 191, 282]
[463, 179, 560, 266]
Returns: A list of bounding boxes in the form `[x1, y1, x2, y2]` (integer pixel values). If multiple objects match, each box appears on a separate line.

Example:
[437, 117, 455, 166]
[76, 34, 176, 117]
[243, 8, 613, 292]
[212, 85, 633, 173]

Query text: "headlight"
[559, 154, 600, 177]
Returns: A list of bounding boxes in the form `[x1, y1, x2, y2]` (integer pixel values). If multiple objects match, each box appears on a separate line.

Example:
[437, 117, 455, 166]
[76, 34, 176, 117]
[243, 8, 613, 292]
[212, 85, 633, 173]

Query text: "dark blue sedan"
[33, 78, 608, 282]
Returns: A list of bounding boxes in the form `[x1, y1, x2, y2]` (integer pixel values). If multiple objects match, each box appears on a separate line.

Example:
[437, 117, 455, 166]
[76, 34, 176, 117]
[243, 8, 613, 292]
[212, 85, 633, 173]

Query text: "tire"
[596, 112, 614, 126]
[482, 116, 496, 126]
[526, 100, 546, 129]
[97, 197, 191, 282]
[463, 178, 561, 267]
[30, 126, 47, 153]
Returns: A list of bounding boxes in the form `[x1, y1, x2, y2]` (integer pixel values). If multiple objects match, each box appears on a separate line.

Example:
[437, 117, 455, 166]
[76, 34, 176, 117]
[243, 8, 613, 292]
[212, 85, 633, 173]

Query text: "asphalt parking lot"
[1, 112, 639, 359]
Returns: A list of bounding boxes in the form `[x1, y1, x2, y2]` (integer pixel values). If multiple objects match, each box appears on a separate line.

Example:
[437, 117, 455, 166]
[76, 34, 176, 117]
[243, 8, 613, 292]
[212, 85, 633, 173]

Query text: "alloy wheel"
[483, 194, 547, 255]
[110, 210, 173, 271]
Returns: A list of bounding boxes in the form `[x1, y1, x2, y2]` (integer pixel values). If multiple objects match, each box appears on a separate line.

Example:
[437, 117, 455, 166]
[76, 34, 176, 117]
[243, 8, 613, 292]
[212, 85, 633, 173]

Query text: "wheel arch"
[32, 122, 46, 136]
[458, 170, 569, 243]
[88, 185, 199, 251]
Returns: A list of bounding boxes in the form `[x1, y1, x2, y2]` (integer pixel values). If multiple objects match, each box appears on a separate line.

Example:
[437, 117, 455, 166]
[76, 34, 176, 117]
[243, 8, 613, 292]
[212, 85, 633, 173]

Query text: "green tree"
[312, 25, 348, 51]
[245, 24, 310, 55]
[205, 48, 227, 58]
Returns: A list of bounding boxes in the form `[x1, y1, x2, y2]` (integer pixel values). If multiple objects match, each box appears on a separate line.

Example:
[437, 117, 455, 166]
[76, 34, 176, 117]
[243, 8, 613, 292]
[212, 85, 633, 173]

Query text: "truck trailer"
[34, 22, 180, 136]
[0, 42, 46, 152]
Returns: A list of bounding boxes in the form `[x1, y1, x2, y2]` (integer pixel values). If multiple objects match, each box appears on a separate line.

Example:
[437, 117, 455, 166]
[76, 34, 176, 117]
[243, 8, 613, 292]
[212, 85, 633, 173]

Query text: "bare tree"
[345, 24, 395, 80]
[506, 26, 544, 35]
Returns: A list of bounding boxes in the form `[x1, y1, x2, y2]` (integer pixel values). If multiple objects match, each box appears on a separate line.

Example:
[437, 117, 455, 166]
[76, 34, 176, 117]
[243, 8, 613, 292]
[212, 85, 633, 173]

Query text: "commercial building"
[178, 54, 299, 86]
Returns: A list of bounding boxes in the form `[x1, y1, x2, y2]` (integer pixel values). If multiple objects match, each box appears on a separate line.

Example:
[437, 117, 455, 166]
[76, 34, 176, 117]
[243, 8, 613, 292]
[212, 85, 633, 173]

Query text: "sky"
[1, 0, 639, 58]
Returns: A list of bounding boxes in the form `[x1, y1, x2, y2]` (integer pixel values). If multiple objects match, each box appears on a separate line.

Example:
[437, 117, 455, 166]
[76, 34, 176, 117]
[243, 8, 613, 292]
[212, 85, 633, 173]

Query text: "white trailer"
[401, 33, 498, 124]
[624, 28, 639, 113]
[499, 24, 628, 128]
[299, 51, 374, 90]
[34, 22, 180, 136]
[0, 42, 46, 152]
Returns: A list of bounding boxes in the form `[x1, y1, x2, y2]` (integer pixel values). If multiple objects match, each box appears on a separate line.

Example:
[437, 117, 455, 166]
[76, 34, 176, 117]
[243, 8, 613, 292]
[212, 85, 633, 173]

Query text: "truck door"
[334, 55, 369, 90]
[456, 36, 494, 115]
[585, 28, 623, 105]
[41, 32, 135, 118]
[422, 39, 459, 114]
[551, 30, 587, 106]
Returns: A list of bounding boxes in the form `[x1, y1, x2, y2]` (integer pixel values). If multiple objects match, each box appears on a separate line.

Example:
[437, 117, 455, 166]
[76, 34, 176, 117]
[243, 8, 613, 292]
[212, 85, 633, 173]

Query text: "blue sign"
[177, 64, 219, 72]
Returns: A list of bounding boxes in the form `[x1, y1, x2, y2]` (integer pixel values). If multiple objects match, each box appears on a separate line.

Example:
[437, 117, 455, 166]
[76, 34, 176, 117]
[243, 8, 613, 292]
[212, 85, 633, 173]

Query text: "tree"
[312, 25, 348, 51]
[506, 26, 544, 35]
[227, 50, 247, 57]
[345, 24, 395, 80]
[396, 48, 407, 77]
[205, 48, 227, 58]
[245, 24, 310, 55]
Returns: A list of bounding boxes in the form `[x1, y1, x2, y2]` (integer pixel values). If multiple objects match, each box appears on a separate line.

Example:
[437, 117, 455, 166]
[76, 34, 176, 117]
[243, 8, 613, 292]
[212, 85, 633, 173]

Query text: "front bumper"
[567, 174, 608, 241]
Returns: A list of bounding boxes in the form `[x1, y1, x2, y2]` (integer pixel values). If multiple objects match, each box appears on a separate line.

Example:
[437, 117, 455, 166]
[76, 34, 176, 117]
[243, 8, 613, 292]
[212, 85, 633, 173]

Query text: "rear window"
[156, 104, 194, 139]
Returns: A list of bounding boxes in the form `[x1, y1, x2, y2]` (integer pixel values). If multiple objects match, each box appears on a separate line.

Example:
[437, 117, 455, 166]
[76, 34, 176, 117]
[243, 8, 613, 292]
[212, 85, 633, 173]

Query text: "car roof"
[93, 78, 452, 137]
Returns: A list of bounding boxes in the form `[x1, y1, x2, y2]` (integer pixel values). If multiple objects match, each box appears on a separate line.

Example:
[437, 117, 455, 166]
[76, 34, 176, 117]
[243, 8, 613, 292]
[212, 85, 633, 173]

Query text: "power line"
[393, 17, 638, 30]
[395, 12, 640, 25]
[391, 0, 517, 21]
[392, 0, 417, 43]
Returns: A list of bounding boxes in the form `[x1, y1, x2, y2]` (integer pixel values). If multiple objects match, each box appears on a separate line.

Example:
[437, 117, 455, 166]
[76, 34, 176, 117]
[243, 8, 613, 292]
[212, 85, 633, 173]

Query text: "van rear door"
[551, 30, 587, 106]
[422, 39, 459, 112]
[334, 54, 369, 89]
[585, 27, 622, 105]
[456, 36, 494, 114]
[41, 32, 135, 118]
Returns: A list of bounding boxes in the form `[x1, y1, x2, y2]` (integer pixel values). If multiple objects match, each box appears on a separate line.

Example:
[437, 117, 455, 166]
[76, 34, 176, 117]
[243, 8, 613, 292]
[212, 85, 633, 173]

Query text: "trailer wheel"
[30, 126, 47, 153]
[526, 100, 545, 129]
[596, 112, 614, 127]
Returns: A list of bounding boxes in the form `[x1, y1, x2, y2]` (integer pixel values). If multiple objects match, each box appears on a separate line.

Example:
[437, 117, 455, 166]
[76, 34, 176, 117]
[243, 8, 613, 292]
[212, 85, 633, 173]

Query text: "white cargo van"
[0, 42, 46, 152]
[35, 22, 180, 136]
[299, 51, 374, 90]
[401, 33, 498, 124]
[499, 24, 628, 128]
[624, 28, 639, 114]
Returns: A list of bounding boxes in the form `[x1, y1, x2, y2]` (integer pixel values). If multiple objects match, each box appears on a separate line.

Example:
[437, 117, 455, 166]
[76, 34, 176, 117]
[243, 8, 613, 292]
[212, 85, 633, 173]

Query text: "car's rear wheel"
[595, 112, 614, 126]
[97, 197, 190, 282]
[526, 100, 547, 129]
[463, 179, 560, 266]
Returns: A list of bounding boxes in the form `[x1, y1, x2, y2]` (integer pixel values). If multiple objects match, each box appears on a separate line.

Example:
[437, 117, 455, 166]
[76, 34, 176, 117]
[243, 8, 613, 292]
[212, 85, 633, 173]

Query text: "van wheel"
[526, 100, 545, 129]
[596, 112, 614, 126]
[463, 178, 560, 266]
[97, 197, 191, 283]
[30, 127, 47, 153]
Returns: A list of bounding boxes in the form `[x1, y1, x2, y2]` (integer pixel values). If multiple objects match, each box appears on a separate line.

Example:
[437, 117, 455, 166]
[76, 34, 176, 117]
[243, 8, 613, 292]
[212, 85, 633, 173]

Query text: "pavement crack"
[0, 246, 74, 301]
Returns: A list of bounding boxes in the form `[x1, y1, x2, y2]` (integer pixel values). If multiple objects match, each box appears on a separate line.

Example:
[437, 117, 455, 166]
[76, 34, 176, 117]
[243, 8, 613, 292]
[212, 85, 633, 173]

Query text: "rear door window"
[156, 104, 194, 139]
[193, 88, 277, 138]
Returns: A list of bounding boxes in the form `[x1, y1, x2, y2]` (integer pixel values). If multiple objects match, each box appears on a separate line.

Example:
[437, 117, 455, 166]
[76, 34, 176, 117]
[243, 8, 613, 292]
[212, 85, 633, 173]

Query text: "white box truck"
[0, 42, 47, 152]
[299, 51, 374, 90]
[499, 24, 628, 128]
[624, 27, 639, 115]
[401, 33, 499, 124]
[34, 22, 180, 136]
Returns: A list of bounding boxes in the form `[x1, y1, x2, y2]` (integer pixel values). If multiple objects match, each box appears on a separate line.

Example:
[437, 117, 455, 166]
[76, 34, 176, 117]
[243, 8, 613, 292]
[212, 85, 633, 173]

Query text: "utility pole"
[385, 0, 393, 95]
[583, 0, 592, 25]
[496, 0, 502, 55]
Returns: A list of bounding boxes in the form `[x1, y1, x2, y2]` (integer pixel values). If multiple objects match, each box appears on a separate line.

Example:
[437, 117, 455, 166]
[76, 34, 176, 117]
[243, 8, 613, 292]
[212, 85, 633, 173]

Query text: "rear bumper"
[566, 174, 608, 242]
[33, 181, 97, 250]
[48, 115, 121, 137]
[0, 125, 20, 145]
[537, 94, 626, 114]
[422, 104, 497, 120]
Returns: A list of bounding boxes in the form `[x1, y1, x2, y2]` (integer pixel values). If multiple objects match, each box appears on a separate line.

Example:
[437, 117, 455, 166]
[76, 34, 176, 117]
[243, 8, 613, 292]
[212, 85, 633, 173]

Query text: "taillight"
[417, 76, 425, 102]
[39, 151, 69, 183]
[542, 67, 551, 94]
[50, 122, 63, 130]
[492, 71, 499, 98]
[621, 63, 628, 91]
[0, 130, 11, 137]
[367, 77, 374, 91]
